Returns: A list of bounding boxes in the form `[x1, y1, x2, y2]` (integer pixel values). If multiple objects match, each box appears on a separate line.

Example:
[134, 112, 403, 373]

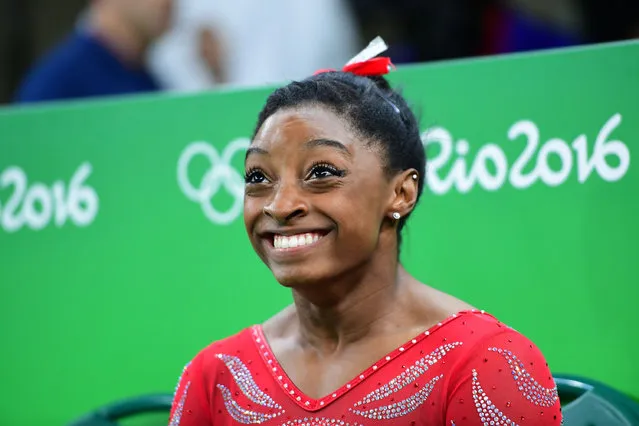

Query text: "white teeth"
[273, 232, 324, 250]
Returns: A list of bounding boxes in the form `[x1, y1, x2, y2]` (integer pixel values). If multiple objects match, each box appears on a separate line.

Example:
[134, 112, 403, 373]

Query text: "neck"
[291, 252, 418, 354]
[88, 6, 147, 65]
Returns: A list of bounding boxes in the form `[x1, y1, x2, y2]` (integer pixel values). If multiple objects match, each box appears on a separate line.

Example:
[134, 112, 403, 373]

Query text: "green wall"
[1, 41, 638, 426]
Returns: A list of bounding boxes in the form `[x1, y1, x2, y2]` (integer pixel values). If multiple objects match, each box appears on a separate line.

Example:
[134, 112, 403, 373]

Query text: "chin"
[269, 265, 332, 288]
[271, 271, 316, 288]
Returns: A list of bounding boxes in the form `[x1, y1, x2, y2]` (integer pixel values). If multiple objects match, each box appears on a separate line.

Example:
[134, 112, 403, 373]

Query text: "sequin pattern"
[488, 347, 559, 407]
[216, 353, 282, 409]
[218, 384, 284, 424]
[168, 381, 190, 426]
[281, 418, 364, 426]
[173, 362, 191, 398]
[351, 374, 443, 420]
[352, 342, 462, 409]
[471, 370, 518, 426]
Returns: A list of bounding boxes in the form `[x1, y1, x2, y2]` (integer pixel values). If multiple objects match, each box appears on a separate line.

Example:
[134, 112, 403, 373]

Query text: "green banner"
[1, 41, 638, 426]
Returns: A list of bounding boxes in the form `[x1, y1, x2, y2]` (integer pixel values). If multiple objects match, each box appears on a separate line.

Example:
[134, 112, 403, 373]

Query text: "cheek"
[243, 198, 261, 234]
[334, 189, 384, 243]
[243, 199, 268, 262]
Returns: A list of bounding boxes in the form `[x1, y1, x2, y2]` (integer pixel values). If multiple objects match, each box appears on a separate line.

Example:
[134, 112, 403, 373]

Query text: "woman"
[168, 55, 563, 425]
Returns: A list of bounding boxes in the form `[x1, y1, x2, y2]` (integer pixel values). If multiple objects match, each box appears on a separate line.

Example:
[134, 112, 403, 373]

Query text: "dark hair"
[252, 71, 426, 245]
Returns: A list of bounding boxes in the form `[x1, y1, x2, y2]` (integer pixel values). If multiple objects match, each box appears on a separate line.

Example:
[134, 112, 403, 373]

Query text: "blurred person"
[483, 0, 639, 55]
[481, 1, 583, 55]
[148, 0, 360, 92]
[14, 0, 173, 104]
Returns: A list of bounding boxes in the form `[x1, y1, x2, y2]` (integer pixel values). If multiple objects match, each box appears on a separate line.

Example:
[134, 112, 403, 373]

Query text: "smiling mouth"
[271, 232, 328, 250]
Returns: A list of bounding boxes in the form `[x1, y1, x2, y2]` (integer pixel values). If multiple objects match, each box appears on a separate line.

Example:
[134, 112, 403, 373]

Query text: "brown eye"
[308, 163, 345, 180]
[245, 169, 268, 184]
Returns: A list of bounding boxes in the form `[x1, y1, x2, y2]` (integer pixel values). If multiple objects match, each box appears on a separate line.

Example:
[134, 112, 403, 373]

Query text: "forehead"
[253, 105, 358, 150]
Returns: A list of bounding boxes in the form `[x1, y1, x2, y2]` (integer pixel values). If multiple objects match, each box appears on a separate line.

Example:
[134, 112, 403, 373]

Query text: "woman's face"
[244, 105, 398, 287]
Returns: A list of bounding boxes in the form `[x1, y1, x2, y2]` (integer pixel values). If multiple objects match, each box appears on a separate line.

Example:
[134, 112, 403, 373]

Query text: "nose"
[262, 181, 307, 224]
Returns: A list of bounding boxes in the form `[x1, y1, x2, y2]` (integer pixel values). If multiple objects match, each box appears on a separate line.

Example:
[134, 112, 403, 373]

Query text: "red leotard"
[169, 310, 562, 425]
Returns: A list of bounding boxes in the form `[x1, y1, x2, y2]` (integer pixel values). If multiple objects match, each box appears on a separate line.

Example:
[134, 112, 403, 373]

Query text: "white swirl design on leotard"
[217, 384, 283, 424]
[215, 353, 285, 423]
[488, 347, 559, 407]
[216, 353, 282, 409]
[281, 418, 364, 425]
[471, 370, 518, 426]
[168, 381, 190, 426]
[351, 374, 443, 420]
[352, 342, 462, 409]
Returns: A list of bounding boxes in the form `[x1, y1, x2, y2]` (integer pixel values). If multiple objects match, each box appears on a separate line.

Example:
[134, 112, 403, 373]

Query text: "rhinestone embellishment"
[215, 353, 285, 423]
[351, 374, 443, 420]
[217, 384, 283, 424]
[348, 343, 461, 420]
[352, 342, 462, 409]
[168, 381, 190, 426]
[172, 362, 190, 398]
[488, 348, 559, 407]
[216, 354, 282, 409]
[250, 311, 473, 411]
[281, 418, 364, 425]
[472, 370, 518, 426]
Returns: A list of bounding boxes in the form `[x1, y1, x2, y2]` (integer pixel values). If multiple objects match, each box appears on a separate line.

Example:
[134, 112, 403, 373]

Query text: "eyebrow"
[304, 138, 351, 157]
[245, 146, 268, 160]
[244, 138, 351, 160]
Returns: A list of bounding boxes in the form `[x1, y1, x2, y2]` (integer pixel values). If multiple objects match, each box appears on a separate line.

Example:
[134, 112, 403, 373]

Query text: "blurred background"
[1, 1, 639, 426]
[1, 0, 638, 104]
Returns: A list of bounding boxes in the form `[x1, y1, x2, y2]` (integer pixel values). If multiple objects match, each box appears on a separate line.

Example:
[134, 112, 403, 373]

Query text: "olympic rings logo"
[177, 138, 250, 225]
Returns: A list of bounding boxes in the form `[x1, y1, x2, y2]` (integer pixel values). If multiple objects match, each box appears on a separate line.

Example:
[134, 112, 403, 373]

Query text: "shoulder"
[181, 326, 259, 378]
[14, 32, 97, 103]
[444, 310, 553, 370]
[170, 327, 259, 424]
[454, 310, 545, 350]
[440, 311, 561, 422]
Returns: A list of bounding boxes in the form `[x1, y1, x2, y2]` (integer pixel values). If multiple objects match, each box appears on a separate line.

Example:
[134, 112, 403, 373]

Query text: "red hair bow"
[314, 57, 395, 77]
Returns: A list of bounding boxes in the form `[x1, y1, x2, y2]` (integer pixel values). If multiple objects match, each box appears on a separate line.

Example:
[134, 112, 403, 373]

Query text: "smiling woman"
[167, 51, 563, 425]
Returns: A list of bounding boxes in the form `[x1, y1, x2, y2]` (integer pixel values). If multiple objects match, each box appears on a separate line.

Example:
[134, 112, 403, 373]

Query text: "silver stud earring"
[412, 173, 418, 180]
[392, 212, 401, 220]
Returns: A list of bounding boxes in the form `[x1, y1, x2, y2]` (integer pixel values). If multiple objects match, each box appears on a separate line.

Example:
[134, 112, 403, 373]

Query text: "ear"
[386, 169, 419, 220]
